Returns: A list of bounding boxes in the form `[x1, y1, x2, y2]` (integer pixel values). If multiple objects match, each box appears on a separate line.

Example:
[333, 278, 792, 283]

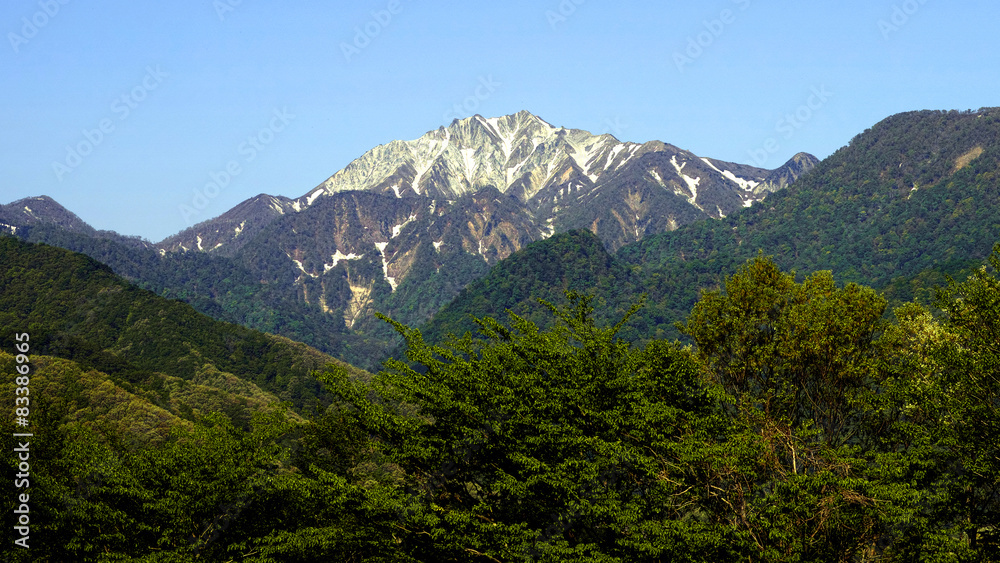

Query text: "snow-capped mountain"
[307, 110, 814, 220]
[161, 111, 815, 254]
[155, 111, 817, 329]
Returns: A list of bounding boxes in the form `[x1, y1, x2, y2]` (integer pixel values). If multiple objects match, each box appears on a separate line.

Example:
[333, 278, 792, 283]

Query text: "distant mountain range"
[424, 108, 1000, 344]
[1, 111, 816, 367]
[8, 108, 997, 370]
[159, 111, 815, 257]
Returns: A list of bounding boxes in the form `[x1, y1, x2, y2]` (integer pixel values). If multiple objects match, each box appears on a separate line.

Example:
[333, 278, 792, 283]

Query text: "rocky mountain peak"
[0, 195, 96, 236]
[149, 111, 818, 328]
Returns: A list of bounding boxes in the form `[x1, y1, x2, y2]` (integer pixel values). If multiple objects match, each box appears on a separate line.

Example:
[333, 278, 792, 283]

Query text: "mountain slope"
[6, 223, 391, 368]
[416, 108, 1000, 346]
[615, 107, 1000, 338]
[1, 195, 98, 236]
[153, 112, 814, 342]
[419, 229, 644, 345]
[0, 236, 368, 413]
[2, 112, 818, 369]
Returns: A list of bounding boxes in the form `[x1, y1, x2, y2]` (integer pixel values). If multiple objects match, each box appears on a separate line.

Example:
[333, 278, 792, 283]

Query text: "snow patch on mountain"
[306, 190, 323, 206]
[391, 215, 417, 239]
[541, 217, 556, 239]
[326, 250, 363, 271]
[700, 157, 760, 191]
[566, 135, 605, 174]
[375, 242, 397, 291]
[461, 148, 478, 179]
[288, 255, 317, 278]
[722, 170, 759, 191]
[671, 155, 701, 203]
[411, 132, 451, 195]
[604, 143, 627, 170]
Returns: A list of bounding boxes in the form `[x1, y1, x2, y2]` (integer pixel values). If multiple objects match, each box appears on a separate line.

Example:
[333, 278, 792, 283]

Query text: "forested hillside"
[4, 246, 999, 561]
[419, 229, 643, 345]
[617, 108, 1000, 339]
[4, 107, 1000, 560]
[0, 236, 367, 414]
[6, 226, 388, 369]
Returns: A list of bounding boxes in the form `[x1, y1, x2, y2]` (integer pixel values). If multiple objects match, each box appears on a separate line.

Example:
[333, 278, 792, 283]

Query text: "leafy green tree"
[320, 294, 740, 561]
[897, 243, 1000, 558]
[679, 254, 887, 447]
[678, 254, 894, 560]
[865, 303, 977, 561]
[1, 411, 295, 562]
[861, 246, 1000, 560]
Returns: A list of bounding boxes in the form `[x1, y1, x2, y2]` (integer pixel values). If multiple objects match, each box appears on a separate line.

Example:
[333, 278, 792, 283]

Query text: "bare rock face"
[153, 111, 817, 328]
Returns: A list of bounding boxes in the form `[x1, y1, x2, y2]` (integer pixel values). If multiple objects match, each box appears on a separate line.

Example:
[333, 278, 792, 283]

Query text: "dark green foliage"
[12, 224, 385, 369]
[0, 236, 343, 412]
[6, 107, 1000, 560]
[421, 230, 644, 346]
[679, 254, 888, 444]
[323, 293, 742, 561]
[912, 244, 1000, 556]
[3, 247, 1000, 560]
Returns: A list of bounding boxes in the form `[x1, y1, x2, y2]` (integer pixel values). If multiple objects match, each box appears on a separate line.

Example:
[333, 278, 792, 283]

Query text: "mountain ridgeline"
[3, 108, 998, 361]
[2, 111, 816, 368]
[153, 111, 814, 343]
[0, 236, 368, 417]
[423, 108, 1000, 343]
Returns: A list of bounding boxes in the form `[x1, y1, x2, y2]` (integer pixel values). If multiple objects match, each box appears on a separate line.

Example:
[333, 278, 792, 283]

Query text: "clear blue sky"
[3, 0, 998, 242]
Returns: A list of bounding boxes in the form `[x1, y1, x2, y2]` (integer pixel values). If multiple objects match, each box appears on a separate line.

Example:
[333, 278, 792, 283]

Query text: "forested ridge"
[8, 224, 388, 369]
[0, 237, 368, 416]
[4, 235, 1000, 560]
[617, 108, 1000, 340]
[416, 109, 1000, 350]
